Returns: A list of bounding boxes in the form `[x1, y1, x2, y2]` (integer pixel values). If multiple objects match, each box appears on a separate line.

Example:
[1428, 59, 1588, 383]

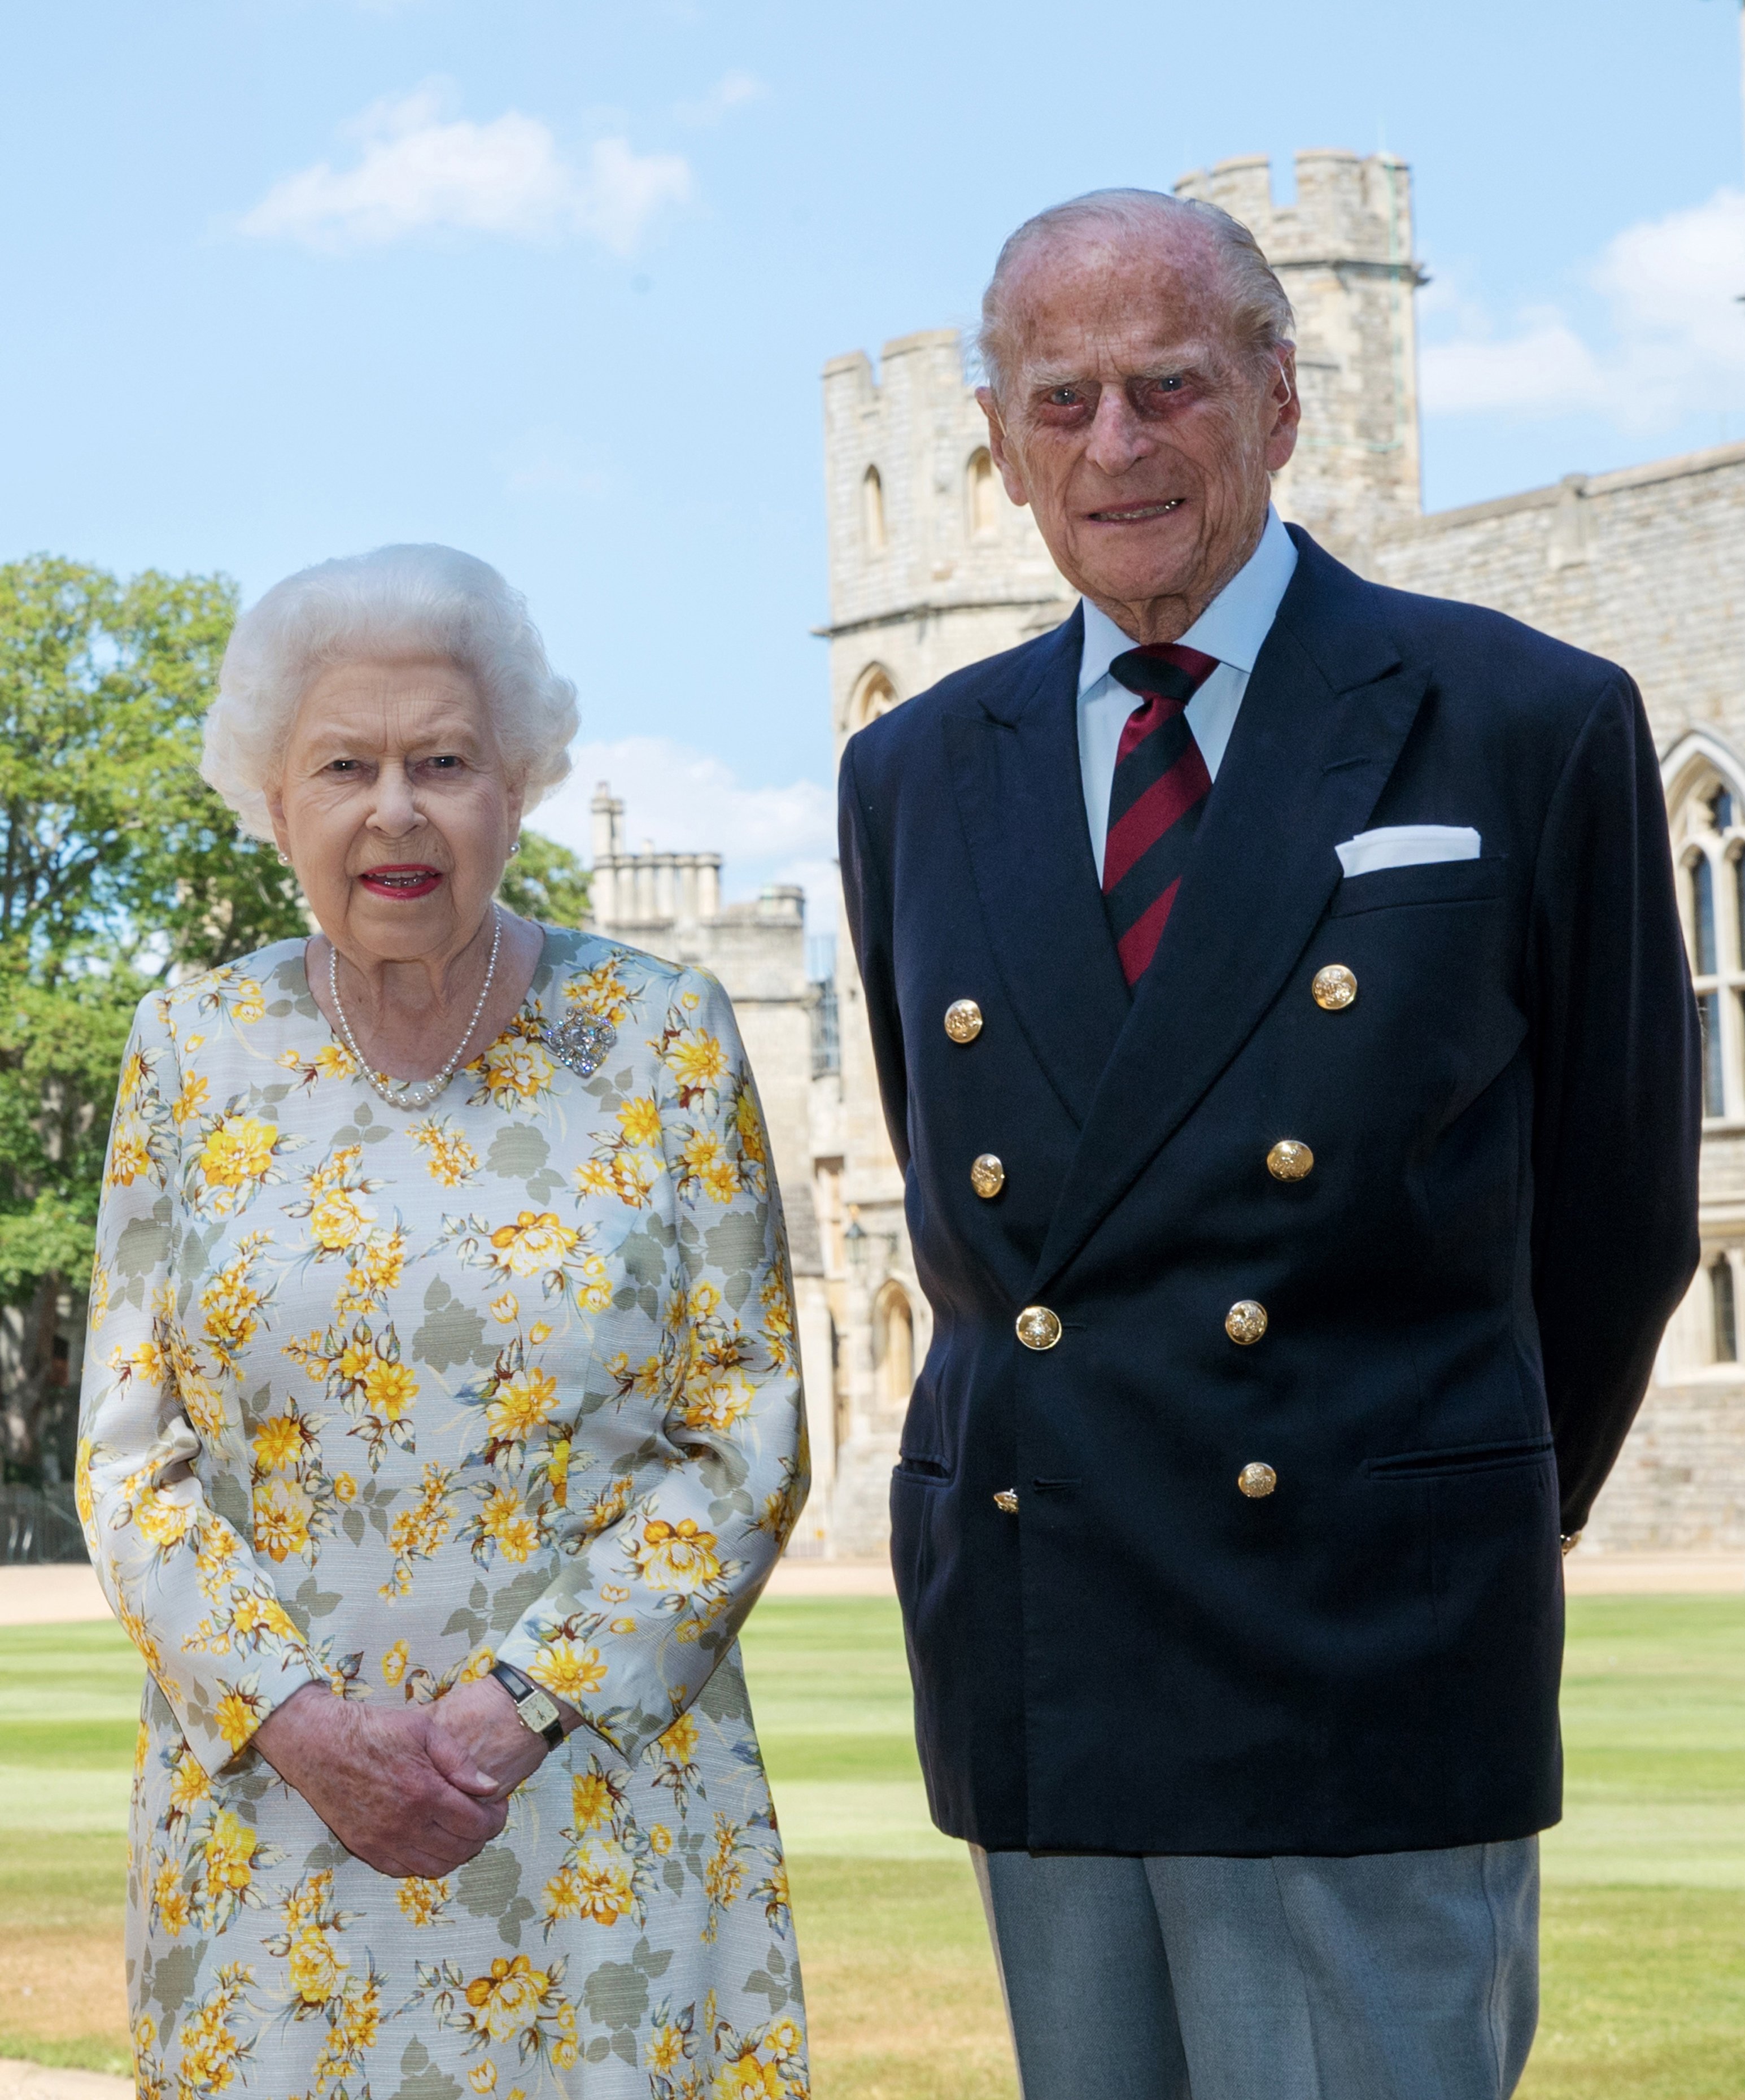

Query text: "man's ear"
[976, 387, 1032, 509]
[1263, 347, 1301, 474]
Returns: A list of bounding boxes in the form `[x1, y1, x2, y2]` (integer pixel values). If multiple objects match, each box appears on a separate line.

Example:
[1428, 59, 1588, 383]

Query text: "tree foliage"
[0, 554, 588, 1476]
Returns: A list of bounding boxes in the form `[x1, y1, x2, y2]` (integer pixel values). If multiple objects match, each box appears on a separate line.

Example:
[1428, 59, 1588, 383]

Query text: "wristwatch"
[490, 1660, 565, 1748]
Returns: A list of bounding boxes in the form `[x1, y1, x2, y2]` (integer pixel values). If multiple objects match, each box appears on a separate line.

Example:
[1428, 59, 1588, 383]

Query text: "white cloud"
[238, 87, 691, 254]
[530, 737, 836, 922]
[1421, 188, 1745, 428]
[673, 69, 768, 126]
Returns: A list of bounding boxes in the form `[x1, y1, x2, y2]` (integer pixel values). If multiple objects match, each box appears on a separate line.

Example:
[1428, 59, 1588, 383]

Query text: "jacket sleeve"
[76, 993, 323, 1775]
[837, 732, 912, 1173]
[494, 967, 809, 1762]
[1526, 672, 1702, 1532]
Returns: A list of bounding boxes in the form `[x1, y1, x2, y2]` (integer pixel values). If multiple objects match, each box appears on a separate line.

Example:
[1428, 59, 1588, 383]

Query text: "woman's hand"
[427, 1676, 579, 1802]
[254, 1683, 509, 1879]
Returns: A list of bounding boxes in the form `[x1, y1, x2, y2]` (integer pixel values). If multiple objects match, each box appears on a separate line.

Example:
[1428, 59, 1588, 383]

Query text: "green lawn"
[2, 1600, 1743, 2093]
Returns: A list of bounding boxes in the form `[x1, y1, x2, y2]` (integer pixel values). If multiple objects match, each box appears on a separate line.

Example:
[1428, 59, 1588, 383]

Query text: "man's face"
[979, 226, 1299, 639]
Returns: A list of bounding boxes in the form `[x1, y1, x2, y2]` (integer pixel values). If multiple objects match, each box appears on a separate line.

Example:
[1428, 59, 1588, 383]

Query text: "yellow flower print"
[382, 1639, 409, 1686]
[657, 1711, 700, 1766]
[332, 1471, 357, 1503]
[253, 1475, 314, 1562]
[364, 1357, 418, 1422]
[530, 1639, 607, 1703]
[105, 1110, 154, 1187]
[571, 1769, 615, 1832]
[213, 1687, 265, 1752]
[488, 1211, 578, 1279]
[88, 1263, 110, 1333]
[251, 1412, 312, 1472]
[461, 1953, 559, 2046]
[767, 2019, 802, 2060]
[542, 1848, 635, 1928]
[477, 1485, 539, 1563]
[680, 1133, 740, 1204]
[469, 2066, 498, 2094]
[473, 1036, 556, 1109]
[490, 1291, 520, 1325]
[119, 1049, 151, 1102]
[229, 978, 266, 1023]
[733, 1087, 769, 1165]
[202, 1809, 257, 1900]
[381, 1463, 455, 1598]
[564, 954, 640, 1029]
[171, 1073, 210, 1129]
[485, 1366, 559, 1444]
[649, 1823, 673, 1856]
[409, 1114, 481, 1187]
[288, 1922, 347, 2006]
[170, 1756, 211, 1818]
[618, 1095, 661, 1145]
[314, 1043, 356, 1080]
[152, 1856, 190, 1938]
[664, 1027, 728, 1100]
[528, 1319, 552, 1345]
[631, 1516, 724, 1598]
[648, 2025, 687, 2074]
[198, 1114, 277, 1192]
[544, 1435, 570, 1506]
[712, 2049, 782, 2100]
[397, 1875, 450, 1925]
[134, 1487, 196, 1552]
[310, 1188, 372, 1252]
[682, 1371, 757, 1435]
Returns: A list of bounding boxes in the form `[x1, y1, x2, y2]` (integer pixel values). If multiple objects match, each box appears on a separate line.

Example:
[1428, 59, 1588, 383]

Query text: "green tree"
[0, 556, 306, 1480]
[498, 826, 590, 927]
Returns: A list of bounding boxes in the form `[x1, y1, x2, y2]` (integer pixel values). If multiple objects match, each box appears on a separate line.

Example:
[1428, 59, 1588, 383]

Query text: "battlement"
[1175, 150, 1417, 275]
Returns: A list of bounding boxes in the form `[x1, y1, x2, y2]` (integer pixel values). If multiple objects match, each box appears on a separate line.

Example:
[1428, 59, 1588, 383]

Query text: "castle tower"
[1175, 150, 1424, 564]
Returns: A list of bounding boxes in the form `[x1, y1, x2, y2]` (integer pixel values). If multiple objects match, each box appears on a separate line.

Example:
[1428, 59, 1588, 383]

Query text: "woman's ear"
[265, 787, 292, 862]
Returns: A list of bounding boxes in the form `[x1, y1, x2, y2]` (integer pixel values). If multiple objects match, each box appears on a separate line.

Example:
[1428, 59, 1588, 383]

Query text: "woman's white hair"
[202, 543, 579, 842]
[979, 188, 1295, 399]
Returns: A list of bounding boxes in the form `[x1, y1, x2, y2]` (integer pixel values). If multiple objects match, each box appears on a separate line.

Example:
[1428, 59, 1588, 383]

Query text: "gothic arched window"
[848, 664, 898, 734]
[1713, 1256, 1738, 1363]
[862, 466, 887, 554]
[876, 1283, 915, 1409]
[967, 448, 1000, 539]
[1669, 748, 1745, 1122]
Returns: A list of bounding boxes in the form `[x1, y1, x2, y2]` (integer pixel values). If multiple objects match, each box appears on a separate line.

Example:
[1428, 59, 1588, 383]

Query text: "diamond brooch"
[540, 1012, 617, 1079]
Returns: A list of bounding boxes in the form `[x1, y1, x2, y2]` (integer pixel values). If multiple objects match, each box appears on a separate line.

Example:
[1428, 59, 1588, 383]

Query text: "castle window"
[1692, 856, 1717, 975]
[1713, 1257, 1738, 1363]
[849, 664, 898, 734]
[968, 448, 1000, 539]
[876, 1284, 915, 1410]
[862, 466, 887, 554]
[1671, 756, 1745, 1122]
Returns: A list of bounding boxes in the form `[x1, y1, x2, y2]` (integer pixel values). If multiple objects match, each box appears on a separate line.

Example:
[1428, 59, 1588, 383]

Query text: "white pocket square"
[1336, 825, 1481, 878]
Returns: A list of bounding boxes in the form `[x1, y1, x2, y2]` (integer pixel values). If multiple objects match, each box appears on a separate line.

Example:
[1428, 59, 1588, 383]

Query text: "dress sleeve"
[76, 991, 322, 1775]
[495, 966, 810, 1762]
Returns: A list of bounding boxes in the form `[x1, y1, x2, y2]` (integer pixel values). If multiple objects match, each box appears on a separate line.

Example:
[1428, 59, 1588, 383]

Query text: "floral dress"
[77, 927, 810, 2100]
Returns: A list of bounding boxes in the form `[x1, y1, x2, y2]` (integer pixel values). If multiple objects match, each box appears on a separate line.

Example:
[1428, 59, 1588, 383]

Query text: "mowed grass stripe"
[2, 1593, 1743, 2092]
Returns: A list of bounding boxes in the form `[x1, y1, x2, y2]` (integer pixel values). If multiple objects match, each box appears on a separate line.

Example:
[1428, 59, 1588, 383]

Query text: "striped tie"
[1102, 643, 1219, 986]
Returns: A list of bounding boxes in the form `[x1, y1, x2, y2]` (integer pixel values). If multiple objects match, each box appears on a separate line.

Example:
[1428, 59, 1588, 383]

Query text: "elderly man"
[837, 190, 1700, 2098]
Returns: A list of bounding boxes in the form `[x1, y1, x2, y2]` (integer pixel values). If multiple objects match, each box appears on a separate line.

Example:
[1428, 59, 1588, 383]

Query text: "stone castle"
[597, 148, 1745, 1556]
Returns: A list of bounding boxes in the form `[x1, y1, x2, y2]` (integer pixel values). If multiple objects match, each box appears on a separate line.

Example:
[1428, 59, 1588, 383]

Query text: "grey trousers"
[971, 1838, 1538, 2100]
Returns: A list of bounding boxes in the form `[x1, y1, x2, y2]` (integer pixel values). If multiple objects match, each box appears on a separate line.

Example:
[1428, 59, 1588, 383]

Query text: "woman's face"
[268, 657, 524, 968]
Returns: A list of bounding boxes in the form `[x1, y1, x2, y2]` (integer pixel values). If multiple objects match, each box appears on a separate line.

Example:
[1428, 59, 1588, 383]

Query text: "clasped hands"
[253, 1674, 578, 1880]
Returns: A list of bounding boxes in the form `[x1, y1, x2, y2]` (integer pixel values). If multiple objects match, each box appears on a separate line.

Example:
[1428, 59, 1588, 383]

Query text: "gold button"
[1312, 964, 1357, 1010]
[1225, 1300, 1268, 1345]
[1238, 1462, 1278, 1499]
[970, 1153, 1005, 1199]
[944, 999, 984, 1043]
[994, 1489, 1019, 1514]
[1267, 1140, 1314, 1182]
[1016, 1305, 1062, 1350]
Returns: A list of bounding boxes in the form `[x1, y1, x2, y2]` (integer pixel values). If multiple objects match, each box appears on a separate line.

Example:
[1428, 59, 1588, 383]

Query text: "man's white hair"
[978, 188, 1295, 398]
[202, 543, 578, 842]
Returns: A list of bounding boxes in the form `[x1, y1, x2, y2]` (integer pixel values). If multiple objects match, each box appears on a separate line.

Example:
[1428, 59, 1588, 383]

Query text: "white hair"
[202, 543, 578, 841]
[979, 187, 1295, 399]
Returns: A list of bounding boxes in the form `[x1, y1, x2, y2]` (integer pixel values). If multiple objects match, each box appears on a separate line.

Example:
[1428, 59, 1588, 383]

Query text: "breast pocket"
[1328, 855, 1508, 918]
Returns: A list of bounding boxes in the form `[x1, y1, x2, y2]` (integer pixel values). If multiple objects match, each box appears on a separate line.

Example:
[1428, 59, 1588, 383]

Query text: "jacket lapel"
[944, 606, 1132, 1127]
[1029, 533, 1429, 1292]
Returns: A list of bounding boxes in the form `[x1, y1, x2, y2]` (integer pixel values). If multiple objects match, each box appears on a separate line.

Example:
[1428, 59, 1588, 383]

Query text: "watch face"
[521, 1689, 561, 1735]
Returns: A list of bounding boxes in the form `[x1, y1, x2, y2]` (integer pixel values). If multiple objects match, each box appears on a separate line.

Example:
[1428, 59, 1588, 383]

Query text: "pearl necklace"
[328, 908, 503, 1111]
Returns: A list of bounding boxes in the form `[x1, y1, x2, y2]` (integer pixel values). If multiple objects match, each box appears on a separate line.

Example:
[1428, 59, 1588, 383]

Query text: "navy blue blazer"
[838, 527, 1702, 1857]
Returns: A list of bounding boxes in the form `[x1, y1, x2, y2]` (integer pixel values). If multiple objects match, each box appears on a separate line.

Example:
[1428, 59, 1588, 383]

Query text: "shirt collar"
[1077, 505, 1299, 695]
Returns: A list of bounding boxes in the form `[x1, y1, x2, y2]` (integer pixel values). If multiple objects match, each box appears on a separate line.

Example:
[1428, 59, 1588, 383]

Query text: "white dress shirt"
[1077, 506, 1298, 880]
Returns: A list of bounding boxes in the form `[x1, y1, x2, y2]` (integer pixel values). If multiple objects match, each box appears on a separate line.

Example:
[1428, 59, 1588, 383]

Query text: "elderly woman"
[77, 544, 810, 2100]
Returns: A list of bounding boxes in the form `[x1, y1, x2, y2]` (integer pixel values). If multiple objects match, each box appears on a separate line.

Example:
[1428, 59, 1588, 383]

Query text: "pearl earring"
[276, 851, 291, 867]
[508, 839, 521, 859]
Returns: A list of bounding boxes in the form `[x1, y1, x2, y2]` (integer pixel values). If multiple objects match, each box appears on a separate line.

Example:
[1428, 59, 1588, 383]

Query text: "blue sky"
[2, 0, 1742, 921]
